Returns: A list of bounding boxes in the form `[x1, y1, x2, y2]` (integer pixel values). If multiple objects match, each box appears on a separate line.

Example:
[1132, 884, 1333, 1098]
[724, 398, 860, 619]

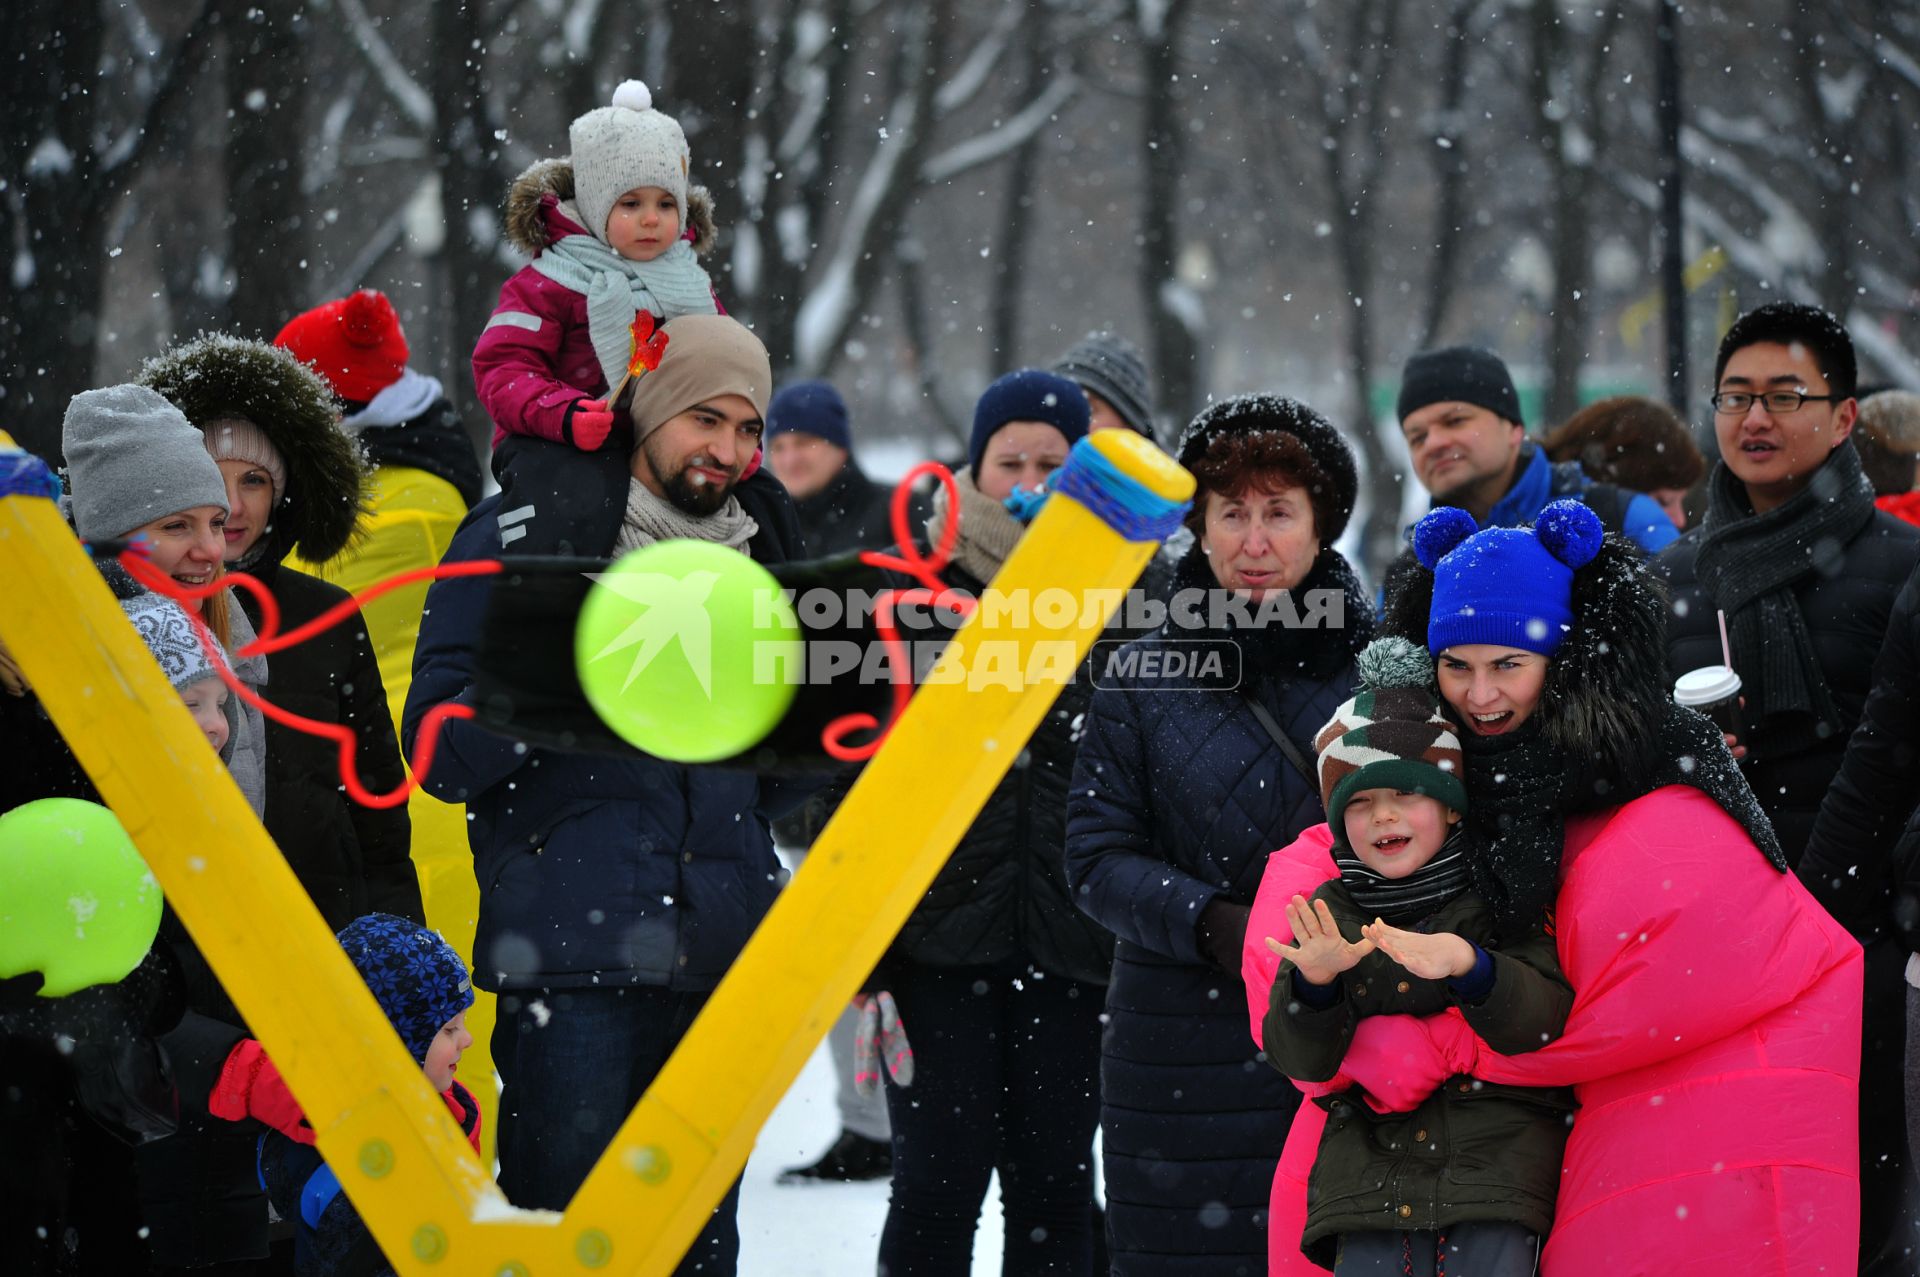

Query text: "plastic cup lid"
[1673, 664, 1741, 705]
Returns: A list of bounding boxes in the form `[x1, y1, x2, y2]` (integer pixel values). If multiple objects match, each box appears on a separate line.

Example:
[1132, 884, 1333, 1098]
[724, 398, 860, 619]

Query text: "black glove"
[1196, 898, 1252, 976]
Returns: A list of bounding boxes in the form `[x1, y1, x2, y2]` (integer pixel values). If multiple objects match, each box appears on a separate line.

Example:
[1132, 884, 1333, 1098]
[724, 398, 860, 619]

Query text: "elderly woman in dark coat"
[1066, 396, 1371, 1276]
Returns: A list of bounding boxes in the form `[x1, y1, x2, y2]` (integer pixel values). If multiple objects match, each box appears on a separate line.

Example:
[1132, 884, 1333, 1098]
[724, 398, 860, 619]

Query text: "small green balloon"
[0, 798, 163, 997]
[576, 539, 802, 763]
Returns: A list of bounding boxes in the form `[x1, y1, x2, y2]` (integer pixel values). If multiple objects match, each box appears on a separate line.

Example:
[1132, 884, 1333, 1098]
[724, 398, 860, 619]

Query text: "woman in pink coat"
[1245, 502, 1863, 1276]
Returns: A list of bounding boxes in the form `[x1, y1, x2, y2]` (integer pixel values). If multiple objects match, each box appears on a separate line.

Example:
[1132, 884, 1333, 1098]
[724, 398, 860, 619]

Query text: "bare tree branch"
[330, 0, 437, 129]
[921, 72, 1078, 184]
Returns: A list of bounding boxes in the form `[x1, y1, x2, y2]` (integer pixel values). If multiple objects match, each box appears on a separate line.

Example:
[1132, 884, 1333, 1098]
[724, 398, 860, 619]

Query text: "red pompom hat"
[272, 289, 410, 403]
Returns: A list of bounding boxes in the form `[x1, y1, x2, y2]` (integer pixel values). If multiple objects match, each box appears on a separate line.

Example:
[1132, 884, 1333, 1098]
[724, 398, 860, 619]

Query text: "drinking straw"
[1717, 609, 1733, 670]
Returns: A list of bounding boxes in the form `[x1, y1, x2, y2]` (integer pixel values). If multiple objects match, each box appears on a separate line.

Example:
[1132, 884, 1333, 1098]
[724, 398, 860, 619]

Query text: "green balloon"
[576, 539, 803, 763]
[0, 798, 163, 997]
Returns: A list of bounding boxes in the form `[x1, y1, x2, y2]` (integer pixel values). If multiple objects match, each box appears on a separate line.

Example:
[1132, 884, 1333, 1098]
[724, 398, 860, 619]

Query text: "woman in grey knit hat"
[49, 382, 271, 807]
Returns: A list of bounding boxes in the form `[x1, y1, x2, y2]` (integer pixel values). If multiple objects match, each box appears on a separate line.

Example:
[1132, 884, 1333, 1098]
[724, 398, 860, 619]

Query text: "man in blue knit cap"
[767, 379, 925, 559]
[766, 376, 927, 1184]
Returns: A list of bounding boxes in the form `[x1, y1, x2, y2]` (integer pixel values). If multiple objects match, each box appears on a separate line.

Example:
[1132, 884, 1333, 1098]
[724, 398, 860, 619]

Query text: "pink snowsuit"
[1244, 785, 1863, 1276]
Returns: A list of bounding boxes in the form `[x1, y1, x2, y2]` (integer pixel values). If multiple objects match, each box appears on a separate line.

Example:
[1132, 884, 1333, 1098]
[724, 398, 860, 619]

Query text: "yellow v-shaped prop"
[0, 428, 1192, 1275]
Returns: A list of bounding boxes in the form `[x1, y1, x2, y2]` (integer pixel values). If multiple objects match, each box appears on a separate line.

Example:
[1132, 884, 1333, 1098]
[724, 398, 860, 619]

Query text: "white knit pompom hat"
[568, 79, 692, 246]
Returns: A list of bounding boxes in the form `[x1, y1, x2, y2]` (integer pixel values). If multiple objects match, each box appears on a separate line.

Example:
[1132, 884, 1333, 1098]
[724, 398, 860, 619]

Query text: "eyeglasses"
[1710, 390, 1838, 415]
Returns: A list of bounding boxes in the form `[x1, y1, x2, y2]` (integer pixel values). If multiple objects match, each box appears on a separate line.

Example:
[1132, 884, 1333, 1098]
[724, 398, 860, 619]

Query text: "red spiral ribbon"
[819, 462, 976, 762]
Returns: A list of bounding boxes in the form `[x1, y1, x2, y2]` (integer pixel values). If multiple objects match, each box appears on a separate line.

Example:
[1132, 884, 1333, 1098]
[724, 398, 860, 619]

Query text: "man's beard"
[652, 446, 738, 516]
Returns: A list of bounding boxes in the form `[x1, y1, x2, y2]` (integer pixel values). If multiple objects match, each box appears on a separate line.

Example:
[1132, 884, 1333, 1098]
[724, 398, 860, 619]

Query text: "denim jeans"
[877, 963, 1104, 1277]
[493, 986, 741, 1275]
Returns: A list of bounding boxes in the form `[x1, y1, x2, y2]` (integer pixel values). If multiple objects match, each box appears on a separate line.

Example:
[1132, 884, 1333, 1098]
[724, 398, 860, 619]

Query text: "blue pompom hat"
[969, 369, 1090, 477]
[1416, 499, 1604, 657]
[336, 913, 474, 1064]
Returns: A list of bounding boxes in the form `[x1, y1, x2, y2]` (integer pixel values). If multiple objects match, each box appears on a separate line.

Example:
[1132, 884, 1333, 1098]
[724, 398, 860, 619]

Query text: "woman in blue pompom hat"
[1246, 499, 1865, 1276]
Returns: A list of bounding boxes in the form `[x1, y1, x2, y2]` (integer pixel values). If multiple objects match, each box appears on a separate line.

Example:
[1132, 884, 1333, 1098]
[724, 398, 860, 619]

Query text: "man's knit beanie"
[336, 913, 474, 1064]
[272, 290, 410, 404]
[570, 80, 691, 247]
[62, 385, 230, 540]
[1397, 345, 1524, 427]
[626, 314, 773, 444]
[1314, 637, 1468, 853]
[1052, 331, 1155, 440]
[766, 380, 853, 452]
[1416, 499, 1604, 657]
[968, 369, 1091, 477]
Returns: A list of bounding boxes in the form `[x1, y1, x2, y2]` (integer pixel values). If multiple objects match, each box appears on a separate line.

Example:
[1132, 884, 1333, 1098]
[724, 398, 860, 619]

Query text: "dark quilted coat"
[1066, 546, 1368, 1275]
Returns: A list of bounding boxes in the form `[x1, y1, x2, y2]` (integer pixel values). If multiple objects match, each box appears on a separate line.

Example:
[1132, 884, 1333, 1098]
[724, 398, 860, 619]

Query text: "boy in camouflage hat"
[1261, 637, 1573, 1275]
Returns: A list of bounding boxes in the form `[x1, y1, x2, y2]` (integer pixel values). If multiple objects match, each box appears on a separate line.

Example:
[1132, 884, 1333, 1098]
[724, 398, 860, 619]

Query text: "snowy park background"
[8, 0, 1920, 580]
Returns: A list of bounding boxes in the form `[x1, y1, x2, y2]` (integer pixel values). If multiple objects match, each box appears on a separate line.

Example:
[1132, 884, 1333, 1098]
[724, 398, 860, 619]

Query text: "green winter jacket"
[1264, 881, 1574, 1267]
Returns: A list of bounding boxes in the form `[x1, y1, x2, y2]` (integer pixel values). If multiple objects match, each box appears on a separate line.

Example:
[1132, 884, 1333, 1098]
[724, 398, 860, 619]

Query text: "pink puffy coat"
[1244, 785, 1863, 1276]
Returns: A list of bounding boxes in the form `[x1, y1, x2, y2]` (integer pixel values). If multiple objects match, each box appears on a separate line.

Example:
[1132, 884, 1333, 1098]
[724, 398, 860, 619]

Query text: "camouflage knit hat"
[1314, 636, 1467, 852]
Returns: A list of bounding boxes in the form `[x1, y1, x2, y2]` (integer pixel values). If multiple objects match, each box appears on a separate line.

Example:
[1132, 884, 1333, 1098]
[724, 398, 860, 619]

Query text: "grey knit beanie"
[569, 80, 692, 247]
[1053, 331, 1155, 440]
[62, 384, 231, 540]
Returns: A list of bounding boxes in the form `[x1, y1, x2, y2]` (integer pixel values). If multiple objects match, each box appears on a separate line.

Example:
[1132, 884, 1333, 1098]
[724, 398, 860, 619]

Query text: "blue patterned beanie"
[337, 913, 474, 1063]
[1416, 499, 1604, 657]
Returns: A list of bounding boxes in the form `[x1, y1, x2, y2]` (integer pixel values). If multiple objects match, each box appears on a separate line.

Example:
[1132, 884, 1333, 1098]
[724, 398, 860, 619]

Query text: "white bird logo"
[583, 569, 723, 697]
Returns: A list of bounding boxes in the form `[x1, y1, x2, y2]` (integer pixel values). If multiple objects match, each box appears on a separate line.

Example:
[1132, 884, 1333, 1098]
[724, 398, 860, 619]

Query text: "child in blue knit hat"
[254, 914, 478, 1276]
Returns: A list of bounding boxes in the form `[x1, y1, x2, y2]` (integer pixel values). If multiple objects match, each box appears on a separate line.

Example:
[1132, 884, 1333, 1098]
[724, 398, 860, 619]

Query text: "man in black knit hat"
[1396, 345, 1677, 553]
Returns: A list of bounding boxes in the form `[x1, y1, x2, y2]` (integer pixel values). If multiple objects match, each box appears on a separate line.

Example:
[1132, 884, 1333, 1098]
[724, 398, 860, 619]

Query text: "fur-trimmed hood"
[139, 334, 369, 566]
[1381, 532, 1671, 799]
[503, 157, 718, 260]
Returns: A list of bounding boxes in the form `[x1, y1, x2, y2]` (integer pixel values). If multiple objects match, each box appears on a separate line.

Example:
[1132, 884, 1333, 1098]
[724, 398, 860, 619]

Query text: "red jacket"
[1876, 490, 1920, 528]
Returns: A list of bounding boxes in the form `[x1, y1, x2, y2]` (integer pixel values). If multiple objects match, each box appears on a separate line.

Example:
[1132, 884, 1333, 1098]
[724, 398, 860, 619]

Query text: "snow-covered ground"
[736, 1038, 1005, 1275]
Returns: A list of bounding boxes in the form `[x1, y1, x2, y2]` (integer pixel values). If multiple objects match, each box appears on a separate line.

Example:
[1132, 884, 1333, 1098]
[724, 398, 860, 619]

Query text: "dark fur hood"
[139, 334, 369, 566]
[503, 157, 718, 260]
[1380, 533, 1672, 799]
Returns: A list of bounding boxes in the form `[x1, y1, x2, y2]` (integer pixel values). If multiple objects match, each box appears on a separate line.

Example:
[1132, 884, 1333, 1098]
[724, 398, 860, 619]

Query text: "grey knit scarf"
[1692, 442, 1876, 735]
[614, 477, 757, 555]
[531, 230, 718, 393]
[927, 472, 1027, 585]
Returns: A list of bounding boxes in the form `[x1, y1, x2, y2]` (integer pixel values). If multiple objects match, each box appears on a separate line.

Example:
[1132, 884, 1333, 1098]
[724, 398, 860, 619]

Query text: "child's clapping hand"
[1264, 895, 1376, 986]
[1362, 918, 1477, 981]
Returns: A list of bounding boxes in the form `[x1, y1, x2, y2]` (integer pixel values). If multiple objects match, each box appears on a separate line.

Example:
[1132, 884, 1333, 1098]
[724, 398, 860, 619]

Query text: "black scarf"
[1692, 442, 1876, 736]
[1168, 541, 1374, 685]
[1333, 825, 1472, 928]
[1459, 703, 1787, 939]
